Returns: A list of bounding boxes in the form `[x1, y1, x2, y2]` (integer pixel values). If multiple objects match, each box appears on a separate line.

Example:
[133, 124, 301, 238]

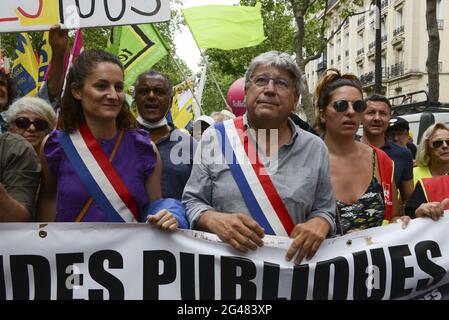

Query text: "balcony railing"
[381, 34, 388, 43]
[390, 62, 404, 77]
[361, 71, 374, 85]
[381, 0, 389, 10]
[381, 67, 389, 79]
[357, 48, 365, 56]
[393, 25, 404, 36]
[317, 61, 327, 71]
[369, 41, 376, 50]
[357, 16, 365, 26]
[361, 68, 389, 85]
[438, 19, 444, 29]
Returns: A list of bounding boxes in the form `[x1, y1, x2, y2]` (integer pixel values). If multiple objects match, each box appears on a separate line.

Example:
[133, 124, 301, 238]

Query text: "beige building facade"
[305, 0, 449, 103]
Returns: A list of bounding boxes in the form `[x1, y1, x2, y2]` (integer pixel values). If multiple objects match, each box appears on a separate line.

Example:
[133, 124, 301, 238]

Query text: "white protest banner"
[1, 217, 449, 300]
[0, 0, 170, 33]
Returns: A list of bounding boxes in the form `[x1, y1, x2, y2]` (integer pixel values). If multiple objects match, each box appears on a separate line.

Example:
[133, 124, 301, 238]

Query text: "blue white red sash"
[215, 117, 294, 236]
[58, 123, 139, 222]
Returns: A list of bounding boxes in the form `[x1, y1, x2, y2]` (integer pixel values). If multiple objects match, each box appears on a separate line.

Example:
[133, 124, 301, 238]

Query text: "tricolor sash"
[215, 117, 294, 236]
[58, 123, 140, 222]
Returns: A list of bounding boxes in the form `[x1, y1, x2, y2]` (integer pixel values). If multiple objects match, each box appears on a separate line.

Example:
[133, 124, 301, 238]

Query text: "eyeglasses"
[251, 75, 291, 91]
[14, 117, 49, 132]
[431, 139, 449, 149]
[332, 100, 367, 113]
[135, 87, 168, 97]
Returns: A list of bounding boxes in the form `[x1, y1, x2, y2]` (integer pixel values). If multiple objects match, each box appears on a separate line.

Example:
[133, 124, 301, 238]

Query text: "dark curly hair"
[58, 49, 137, 132]
[0, 70, 18, 111]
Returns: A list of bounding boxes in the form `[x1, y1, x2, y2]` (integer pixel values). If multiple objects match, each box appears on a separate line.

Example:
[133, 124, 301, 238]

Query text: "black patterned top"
[336, 150, 385, 235]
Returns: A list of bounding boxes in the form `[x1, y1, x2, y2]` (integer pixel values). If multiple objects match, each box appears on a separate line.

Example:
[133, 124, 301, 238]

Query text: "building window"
[396, 8, 403, 28]
[437, 0, 444, 29]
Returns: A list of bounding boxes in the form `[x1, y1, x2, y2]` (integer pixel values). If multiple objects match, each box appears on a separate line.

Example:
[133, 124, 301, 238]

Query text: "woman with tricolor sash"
[36, 49, 187, 229]
[316, 69, 409, 235]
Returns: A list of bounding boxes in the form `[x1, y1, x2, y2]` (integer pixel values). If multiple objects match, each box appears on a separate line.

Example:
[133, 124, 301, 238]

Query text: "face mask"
[136, 114, 168, 129]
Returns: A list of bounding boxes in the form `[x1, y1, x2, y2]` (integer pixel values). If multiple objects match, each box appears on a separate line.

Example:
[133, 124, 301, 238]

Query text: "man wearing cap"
[360, 94, 414, 203]
[386, 116, 417, 159]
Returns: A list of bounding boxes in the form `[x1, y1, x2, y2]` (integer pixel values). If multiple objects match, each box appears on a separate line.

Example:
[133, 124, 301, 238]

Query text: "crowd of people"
[1, 34, 448, 264]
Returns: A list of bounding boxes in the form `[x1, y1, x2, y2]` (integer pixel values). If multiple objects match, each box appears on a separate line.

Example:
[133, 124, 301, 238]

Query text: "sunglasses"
[332, 100, 367, 113]
[14, 117, 49, 132]
[431, 139, 449, 149]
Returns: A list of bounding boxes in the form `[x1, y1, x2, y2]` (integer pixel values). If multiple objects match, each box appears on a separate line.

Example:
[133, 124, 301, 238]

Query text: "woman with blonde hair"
[6, 96, 56, 154]
[317, 68, 406, 235]
[405, 123, 449, 217]
[413, 122, 449, 186]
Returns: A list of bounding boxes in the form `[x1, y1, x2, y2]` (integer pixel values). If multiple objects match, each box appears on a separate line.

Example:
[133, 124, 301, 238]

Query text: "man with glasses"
[133, 70, 197, 201]
[183, 51, 336, 265]
[0, 132, 41, 221]
[360, 94, 414, 203]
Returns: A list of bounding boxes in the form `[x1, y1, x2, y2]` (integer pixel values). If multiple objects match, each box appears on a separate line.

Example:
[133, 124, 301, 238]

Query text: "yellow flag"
[38, 31, 52, 90]
[170, 78, 196, 130]
[15, 0, 60, 26]
[12, 33, 39, 97]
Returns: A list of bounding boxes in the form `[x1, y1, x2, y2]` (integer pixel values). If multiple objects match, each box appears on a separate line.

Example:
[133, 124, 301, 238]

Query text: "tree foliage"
[200, 0, 364, 123]
[200, 0, 296, 115]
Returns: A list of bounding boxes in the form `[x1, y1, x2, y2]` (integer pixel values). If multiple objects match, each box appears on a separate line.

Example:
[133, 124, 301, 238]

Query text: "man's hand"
[198, 211, 265, 253]
[147, 209, 178, 232]
[415, 198, 449, 221]
[49, 24, 68, 56]
[286, 217, 330, 265]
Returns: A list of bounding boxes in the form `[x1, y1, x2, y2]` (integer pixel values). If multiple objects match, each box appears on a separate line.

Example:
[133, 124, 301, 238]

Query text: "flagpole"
[198, 50, 231, 112]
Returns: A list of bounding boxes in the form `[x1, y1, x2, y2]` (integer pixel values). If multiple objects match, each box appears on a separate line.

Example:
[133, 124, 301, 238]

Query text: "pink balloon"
[226, 77, 246, 117]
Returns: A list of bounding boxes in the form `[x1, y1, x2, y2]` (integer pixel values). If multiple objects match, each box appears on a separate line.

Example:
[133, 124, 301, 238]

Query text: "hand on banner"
[146, 209, 179, 232]
[415, 198, 449, 221]
[391, 215, 411, 228]
[197, 211, 265, 253]
[286, 217, 330, 265]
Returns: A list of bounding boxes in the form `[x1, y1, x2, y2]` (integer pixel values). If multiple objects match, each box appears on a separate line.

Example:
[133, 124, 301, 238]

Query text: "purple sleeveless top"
[44, 129, 157, 222]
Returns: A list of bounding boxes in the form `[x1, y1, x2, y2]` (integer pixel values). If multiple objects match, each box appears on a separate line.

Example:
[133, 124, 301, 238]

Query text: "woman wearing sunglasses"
[6, 97, 56, 154]
[405, 123, 449, 217]
[316, 69, 406, 235]
[412, 123, 449, 186]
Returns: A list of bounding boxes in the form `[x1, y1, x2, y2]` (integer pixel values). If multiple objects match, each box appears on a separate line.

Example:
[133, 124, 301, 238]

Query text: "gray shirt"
[182, 115, 336, 235]
[0, 132, 41, 219]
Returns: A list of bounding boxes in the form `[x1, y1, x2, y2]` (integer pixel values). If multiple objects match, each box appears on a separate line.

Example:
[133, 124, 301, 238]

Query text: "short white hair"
[6, 97, 56, 130]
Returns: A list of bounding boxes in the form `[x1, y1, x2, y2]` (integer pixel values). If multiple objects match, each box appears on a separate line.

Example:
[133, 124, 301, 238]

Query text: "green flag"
[182, 3, 266, 50]
[107, 24, 168, 90]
